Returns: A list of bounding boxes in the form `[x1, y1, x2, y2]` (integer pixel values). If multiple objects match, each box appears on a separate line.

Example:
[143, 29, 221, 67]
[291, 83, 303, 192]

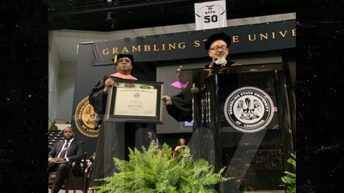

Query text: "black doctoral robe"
[166, 60, 236, 122]
[165, 60, 236, 167]
[88, 74, 143, 183]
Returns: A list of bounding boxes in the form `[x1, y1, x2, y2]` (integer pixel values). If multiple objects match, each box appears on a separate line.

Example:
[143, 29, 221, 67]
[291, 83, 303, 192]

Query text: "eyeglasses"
[117, 58, 131, 63]
[209, 45, 227, 51]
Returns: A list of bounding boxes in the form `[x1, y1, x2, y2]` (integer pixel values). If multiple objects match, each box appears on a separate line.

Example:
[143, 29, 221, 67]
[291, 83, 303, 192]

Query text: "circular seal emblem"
[74, 97, 99, 138]
[224, 87, 274, 133]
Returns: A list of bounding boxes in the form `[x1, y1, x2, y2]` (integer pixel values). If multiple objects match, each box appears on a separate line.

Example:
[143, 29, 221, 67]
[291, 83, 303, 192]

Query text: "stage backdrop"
[92, 19, 295, 65]
[72, 19, 295, 155]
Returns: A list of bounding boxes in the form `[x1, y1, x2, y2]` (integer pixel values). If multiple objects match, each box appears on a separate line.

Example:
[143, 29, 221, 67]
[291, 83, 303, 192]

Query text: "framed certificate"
[104, 80, 163, 123]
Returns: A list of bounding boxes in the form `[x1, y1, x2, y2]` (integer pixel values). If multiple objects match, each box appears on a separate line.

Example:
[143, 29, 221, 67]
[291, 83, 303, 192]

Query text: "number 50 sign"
[194, 0, 227, 30]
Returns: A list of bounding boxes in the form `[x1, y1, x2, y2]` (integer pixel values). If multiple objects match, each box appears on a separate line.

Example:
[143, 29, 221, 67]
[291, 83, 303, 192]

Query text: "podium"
[170, 62, 295, 192]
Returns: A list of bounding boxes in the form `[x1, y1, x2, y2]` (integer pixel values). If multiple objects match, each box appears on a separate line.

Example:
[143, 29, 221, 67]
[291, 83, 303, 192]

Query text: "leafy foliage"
[281, 153, 296, 193]
[48, 119, 53, 130]
[97, 143, 229, 193]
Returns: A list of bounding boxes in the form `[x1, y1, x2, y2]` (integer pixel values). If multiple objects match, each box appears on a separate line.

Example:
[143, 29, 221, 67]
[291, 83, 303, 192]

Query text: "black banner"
[92, 19, 295, 65]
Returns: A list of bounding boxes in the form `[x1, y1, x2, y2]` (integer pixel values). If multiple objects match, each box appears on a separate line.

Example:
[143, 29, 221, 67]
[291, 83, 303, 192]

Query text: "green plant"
[48, 119, 53, 131]
[97, 143, 229, 193]
[48, 119, 58, 131]
[281, 153, 296, 193]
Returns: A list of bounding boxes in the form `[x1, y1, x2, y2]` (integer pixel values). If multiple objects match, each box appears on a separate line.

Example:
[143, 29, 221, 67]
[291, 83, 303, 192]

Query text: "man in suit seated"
[48, 127, 84, 193]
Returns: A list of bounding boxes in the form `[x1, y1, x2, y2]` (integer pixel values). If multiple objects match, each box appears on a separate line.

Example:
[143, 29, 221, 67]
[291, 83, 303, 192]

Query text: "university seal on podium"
[224, 86, 274, 133]
[74, 96, 99, 138]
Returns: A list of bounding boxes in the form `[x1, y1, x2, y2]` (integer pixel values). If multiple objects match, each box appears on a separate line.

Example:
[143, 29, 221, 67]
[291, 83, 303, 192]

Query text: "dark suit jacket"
[48, 138, 84, 163]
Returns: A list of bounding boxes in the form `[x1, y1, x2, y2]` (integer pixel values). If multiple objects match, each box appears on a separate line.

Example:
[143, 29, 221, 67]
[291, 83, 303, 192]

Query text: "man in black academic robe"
[161, 32, 237, 169]
[162, 32, 236, 122]
[88, 53, 144, 183]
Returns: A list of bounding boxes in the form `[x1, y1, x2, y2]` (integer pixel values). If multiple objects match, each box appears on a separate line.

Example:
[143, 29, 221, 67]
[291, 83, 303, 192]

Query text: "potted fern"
[97, 143, 229, 193]
[281, 153, 296, 193]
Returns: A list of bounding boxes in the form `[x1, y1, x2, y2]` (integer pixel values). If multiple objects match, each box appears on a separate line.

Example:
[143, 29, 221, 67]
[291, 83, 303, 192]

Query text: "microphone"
[191, 83, 199, 125]
[176, 65, 183, 72]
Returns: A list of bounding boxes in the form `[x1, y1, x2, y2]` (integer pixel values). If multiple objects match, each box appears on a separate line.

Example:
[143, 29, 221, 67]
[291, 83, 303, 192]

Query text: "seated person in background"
[146, 131, 160, 148]
[48, 127, 84, 193]
[173, 136, 189, 157]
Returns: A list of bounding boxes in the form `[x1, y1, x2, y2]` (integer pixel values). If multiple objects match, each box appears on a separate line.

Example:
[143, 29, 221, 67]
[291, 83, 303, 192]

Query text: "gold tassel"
[113, 54, 117, 64]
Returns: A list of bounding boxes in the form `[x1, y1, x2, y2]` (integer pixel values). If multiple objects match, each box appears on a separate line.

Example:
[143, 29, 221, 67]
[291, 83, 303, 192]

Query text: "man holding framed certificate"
[88, 54, 157, 184]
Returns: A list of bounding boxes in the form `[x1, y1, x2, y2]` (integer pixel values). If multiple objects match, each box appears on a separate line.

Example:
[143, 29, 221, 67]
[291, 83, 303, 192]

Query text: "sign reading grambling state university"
[224, 87, 274, 133]
[91, 19, 295, 65]
[74, 96, 99, 138]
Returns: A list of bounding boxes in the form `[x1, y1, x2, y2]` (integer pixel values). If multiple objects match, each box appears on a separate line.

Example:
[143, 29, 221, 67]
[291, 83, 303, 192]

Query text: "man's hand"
[48, 157, 56, 166]
[103, 78, 116, 93]
[48, 157, 67, 165]
[55, 157, 67, 163]
[161, 95, 172, 106]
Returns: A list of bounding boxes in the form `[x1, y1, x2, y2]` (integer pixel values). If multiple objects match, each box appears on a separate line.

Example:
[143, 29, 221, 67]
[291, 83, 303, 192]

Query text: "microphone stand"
[208, 57, 216, 69]
[191, 83, 199, 127]
[207, 58, 216, 78]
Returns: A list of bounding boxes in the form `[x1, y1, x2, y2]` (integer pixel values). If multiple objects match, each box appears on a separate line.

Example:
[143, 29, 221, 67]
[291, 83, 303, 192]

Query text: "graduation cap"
[204, 32, 232, 50]
[112, 53, 135, 64]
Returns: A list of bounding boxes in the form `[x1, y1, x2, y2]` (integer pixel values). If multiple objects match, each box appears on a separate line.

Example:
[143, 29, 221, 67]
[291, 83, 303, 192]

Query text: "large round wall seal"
[74, 96, 99, 138]
[224, 86, 274, 133]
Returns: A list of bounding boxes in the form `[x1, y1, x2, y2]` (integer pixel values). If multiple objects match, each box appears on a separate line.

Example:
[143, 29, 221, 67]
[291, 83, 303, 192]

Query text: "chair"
[48, 166, 73, 193]
[48, 152, 94, 193]
[70, 153, 94, 193]
[48, 130, 65, 151]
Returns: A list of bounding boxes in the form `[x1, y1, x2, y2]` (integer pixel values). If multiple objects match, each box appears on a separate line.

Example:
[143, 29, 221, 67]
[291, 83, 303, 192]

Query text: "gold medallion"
[74, 97, 99, 138]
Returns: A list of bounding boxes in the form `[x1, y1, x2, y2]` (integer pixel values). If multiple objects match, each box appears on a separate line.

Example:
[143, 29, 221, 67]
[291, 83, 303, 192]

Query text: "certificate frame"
[104, 80, 163, 124]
